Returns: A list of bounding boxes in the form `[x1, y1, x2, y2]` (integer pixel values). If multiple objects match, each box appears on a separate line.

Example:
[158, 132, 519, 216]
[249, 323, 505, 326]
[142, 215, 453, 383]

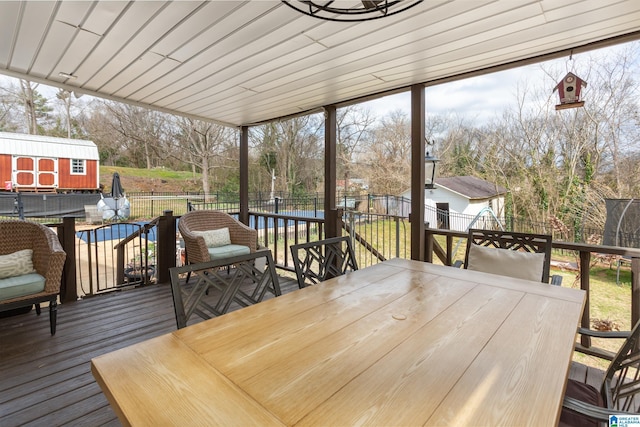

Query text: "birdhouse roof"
[554, 72, 587, 90]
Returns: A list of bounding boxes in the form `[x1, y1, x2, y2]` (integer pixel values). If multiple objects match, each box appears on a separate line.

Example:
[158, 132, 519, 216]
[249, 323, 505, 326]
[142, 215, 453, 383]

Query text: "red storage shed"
[0, 132, 100, 193]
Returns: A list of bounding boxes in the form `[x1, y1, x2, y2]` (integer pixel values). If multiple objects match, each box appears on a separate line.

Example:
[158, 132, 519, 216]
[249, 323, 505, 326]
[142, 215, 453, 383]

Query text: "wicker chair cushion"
[559, 379, 603, 427]
[193, 228, 231, 248]
[0, 249, 36, 279]
[467, 243, 545, 282]
[0, 273, 45, 300]
[208, 244, 251, 260]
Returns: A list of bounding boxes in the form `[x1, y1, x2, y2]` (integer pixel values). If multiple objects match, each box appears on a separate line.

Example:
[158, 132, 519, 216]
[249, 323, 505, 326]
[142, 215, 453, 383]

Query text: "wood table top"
[92, 258, 585, 426]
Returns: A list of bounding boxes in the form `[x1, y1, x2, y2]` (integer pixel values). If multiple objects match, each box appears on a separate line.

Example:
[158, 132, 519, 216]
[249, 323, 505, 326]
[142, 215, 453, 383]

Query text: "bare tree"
[444, 42, 640, 228]
[55, 89, 72, 138]
[0, 86, 17, 131]
[20, 80, 38, 134]
[173, 118, 237, 198]
[1, 80, 53, 134]
[251, 114, 323, 196]
[97, 101, 171, 169]
[361, 110, 412, 195]
[336, 105, 376, 193]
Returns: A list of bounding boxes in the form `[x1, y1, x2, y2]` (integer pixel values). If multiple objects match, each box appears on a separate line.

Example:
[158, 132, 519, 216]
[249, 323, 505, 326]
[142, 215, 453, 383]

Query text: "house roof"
[435, 176, 507, 200]
[0, 1, 638, 127]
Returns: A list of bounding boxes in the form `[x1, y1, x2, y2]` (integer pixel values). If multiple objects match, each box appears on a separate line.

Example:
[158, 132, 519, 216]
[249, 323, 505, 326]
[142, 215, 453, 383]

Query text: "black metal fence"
[124, 191, 415, 219]
[2, 190, 616, 246]
[33, 190, 632, 300]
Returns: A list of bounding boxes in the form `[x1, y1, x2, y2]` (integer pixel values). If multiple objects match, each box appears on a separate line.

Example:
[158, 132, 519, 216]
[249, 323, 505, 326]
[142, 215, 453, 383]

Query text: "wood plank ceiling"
[0, 1, 639, 127]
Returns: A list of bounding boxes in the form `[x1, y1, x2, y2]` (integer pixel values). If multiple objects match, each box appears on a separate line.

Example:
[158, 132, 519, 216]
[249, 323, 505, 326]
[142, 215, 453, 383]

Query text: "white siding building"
[402, 176, 507, 231]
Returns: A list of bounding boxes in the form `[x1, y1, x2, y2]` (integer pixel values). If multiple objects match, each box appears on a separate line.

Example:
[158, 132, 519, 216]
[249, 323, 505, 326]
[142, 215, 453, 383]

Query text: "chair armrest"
[32, 226, 66, 294]
[227, 221, 257, 252]
[179, 230, 211, 264]
[578, 327, 631, 339]
[452, 260, 463, 268]
[44, 248, 66, 295]
[563, 396, 632, 422]
[550, 274, 563, 286]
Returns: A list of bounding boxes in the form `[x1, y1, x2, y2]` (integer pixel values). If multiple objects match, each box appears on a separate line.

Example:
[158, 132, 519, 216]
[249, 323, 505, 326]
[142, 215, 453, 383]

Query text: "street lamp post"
[424, 141, 439, 190]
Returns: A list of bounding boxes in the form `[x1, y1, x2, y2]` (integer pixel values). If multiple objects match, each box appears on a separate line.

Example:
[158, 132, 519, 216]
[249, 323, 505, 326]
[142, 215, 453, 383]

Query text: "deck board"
[0, 275, 298, 427]
[0, 273, 604, 426]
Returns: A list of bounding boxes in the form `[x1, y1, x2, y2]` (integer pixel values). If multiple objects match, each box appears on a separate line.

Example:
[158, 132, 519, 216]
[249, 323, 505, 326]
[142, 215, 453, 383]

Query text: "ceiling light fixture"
[282, 0, 423, 22]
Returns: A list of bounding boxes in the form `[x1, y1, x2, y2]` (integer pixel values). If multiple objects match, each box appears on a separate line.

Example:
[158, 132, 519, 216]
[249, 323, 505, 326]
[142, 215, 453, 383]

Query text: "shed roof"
[0, 1, 638, 127]
[0, 132, 99, 160]
[435, 176, 507, 200]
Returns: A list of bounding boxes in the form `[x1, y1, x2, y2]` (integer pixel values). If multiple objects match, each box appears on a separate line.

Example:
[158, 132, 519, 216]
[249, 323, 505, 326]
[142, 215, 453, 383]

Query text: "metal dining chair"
[454, 228, 562, 285]
[290, 236, 358, 289]
[169, 249, 281, 329]
[561, 319, 640, 425]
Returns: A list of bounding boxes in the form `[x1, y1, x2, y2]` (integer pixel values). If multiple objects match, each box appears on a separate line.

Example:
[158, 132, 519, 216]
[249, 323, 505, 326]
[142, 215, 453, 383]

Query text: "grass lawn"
[101, 165, 202, 193]
[570, 263, 633, 370]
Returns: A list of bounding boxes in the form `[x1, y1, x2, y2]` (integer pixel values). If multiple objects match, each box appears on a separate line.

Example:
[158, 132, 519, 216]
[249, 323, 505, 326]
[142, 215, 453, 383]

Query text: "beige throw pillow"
[193, 228, 231, 248]
[466, 244, 545, 282]
[0, 249, 36, 279]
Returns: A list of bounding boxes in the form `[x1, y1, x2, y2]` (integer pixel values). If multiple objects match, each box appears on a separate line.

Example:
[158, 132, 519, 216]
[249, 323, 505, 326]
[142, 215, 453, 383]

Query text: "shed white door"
[12, 156, 58, 189]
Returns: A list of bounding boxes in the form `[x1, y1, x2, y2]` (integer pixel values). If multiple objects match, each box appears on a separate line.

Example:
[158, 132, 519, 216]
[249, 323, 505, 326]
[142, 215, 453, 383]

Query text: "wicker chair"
[0, 220, 66, 335]
[178, 210, 257, 265]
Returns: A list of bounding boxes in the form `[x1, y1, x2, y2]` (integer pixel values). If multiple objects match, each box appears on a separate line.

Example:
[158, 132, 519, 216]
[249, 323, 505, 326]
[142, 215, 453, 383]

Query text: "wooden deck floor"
[1, 273, 605, 427]
[0, 274, 299, 427]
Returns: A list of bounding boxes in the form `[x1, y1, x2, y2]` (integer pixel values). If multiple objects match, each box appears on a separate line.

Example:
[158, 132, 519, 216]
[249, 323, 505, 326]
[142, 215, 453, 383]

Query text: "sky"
[364, 67, 538, 123]
[362, 40, 638, 125]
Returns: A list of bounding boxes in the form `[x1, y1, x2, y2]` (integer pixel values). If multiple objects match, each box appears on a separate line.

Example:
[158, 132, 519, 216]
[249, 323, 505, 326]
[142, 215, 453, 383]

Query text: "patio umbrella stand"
[97, 173, 130, 221]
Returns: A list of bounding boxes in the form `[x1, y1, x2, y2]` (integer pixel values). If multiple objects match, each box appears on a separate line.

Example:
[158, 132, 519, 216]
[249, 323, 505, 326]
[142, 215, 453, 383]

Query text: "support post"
[239, 126, 249, 225]
[157, 210, 176, 284]
[580, 250, 592, 348]
[324, 105, 338, 238]
[632, 256, 640, 328]
[410, 84, 426, 261]
[60, 217, 77, 303]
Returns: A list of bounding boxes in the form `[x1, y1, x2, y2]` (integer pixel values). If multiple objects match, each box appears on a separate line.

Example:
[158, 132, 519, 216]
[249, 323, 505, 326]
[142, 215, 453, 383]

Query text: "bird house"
[554, 72, 587, 110]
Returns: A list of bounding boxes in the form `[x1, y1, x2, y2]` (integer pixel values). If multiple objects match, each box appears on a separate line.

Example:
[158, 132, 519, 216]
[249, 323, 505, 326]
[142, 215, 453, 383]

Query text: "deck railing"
[425, 227, 640, 360]
[49, 211, 640, 360]
[245, 210, 411, 272]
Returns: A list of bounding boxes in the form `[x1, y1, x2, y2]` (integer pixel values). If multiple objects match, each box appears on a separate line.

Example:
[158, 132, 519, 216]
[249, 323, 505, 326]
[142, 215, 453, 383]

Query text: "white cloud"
[361, 41, 638, 125]
[362, 64, 548, 125]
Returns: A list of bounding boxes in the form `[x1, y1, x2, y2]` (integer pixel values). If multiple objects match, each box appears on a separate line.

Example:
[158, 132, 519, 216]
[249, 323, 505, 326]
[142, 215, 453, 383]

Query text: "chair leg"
[49, 300, 57, 335]
[35, 303, 41, 315]
[184, 252, 191, 284]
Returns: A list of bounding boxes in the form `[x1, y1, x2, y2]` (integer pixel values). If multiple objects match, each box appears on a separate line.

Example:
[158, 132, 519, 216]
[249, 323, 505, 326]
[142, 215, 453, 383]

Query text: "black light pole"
[424, 140, 439, 190]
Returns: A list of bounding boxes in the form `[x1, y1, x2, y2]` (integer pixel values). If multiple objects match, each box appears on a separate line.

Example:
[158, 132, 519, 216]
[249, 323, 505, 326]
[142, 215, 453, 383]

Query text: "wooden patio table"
[91, 258, 585, 426]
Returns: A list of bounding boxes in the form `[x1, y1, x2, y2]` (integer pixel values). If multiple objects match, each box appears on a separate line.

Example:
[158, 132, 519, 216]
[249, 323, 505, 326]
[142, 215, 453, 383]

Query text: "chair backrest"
[602, 319, 640, 412]
[463, 228, 553, 283]
[178, 210, 257, 264]
[169, 249, 281, 329]
[0, 220, 66, 293]
[290, 236, 358, 288]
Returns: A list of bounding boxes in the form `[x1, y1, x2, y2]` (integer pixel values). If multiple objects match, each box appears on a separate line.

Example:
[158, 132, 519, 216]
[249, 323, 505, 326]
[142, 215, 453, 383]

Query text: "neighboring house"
[401, 175, 508, 231]
[0, 132, 100, 193]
